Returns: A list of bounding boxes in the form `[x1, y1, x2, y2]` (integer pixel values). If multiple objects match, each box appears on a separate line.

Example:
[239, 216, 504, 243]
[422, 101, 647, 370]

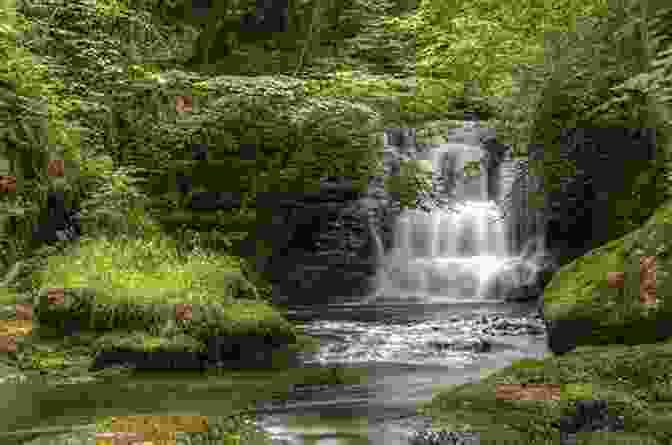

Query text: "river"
[254, 298, 547, 445]
[0, 123, 551, 444]
[0, 297, 547, 445]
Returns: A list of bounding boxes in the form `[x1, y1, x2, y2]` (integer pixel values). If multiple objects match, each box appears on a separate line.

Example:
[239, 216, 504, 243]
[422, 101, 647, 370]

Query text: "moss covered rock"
[542, 199, 672, 354]
[417, 340, 672, 444]
[92, 331, 205, 353]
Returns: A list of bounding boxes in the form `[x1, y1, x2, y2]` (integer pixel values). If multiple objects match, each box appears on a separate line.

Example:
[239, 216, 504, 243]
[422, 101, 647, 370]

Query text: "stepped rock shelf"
[0, 287, 324, 378]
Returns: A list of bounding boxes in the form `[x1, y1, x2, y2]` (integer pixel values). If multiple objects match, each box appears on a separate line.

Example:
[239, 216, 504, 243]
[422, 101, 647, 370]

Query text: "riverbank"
[0, 232, 369, 444]
[415, 339, 672, 445]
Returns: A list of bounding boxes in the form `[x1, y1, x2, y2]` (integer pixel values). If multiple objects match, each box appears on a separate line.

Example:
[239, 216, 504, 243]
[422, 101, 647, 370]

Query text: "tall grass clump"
[33, 232, 249, 306]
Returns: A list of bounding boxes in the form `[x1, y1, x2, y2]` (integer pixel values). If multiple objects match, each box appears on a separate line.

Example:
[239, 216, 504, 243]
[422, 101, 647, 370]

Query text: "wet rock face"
[263, 195, 380, 303]
[507, 128, 658, 269]
[557, 400, 625, 445]
[32, 191, 82, 248]
[264, 124, 510, 304]
[484, 260, 557, 303]
[263, 130, 417, 304]
[544, 318, 593, 356]
[89, 337, 302, 371]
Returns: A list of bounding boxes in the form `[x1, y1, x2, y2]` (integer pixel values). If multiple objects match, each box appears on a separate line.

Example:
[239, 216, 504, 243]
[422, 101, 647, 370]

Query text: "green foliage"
[561, 383, 594, 401]
[510, 358, 546, 370]
[78, 155, 161, 238]
[385, 159, 435, 211]
[303, 69, 414, 98]
[472, 0, 672, 241]
[33, 234, 249, 306]
[93, 331, 205, 353]
[384, 0, 611, 115]
[0, 23, 53, 268]
[17, 0, 672, 317]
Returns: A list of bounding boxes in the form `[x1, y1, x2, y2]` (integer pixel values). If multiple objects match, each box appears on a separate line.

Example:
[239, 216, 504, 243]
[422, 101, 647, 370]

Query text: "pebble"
[409, 429, 480, 445]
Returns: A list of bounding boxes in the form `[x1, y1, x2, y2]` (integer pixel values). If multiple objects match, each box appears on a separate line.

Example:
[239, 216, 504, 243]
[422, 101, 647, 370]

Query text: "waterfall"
[369, 130, 544, 303]
[368, 217, 385, 266]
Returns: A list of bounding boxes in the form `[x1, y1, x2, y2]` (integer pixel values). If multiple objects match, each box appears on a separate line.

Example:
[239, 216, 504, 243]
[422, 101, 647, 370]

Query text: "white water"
[370, 142, 521, 302]
[250, 128, 552, 445]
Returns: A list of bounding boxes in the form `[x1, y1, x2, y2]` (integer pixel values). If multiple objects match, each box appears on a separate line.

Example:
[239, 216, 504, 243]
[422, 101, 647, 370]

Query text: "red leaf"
[47, 159, 65, 177]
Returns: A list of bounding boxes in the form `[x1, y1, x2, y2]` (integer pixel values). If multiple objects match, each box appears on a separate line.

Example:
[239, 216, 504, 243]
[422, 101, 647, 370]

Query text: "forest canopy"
[1, 0, 671, 283]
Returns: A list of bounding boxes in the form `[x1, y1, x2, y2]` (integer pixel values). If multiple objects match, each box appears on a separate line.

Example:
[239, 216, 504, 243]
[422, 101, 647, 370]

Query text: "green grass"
[32, 232, 250, 306]
[417, 339, 672, 444]
[0, 287, 21, 305]
[0, 227, 322, 386]
[21, 231, 303, 352]
[510, 358, 546, 370]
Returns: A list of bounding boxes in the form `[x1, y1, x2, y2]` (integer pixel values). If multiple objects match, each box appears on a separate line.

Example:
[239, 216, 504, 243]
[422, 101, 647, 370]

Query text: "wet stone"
[295, 310, 545, 365]
[409, 429, 480, 445]
[557, 400, 625, 445]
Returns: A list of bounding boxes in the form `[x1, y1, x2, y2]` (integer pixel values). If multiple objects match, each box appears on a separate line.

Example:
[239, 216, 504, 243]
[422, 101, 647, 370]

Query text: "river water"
[0, 298, 547, 445]
[253, 298, 547, 445]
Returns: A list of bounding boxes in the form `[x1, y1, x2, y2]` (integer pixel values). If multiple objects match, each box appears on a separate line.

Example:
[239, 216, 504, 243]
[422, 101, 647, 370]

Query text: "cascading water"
[371, 142, 520, 302]
[247, 127, 550, 445]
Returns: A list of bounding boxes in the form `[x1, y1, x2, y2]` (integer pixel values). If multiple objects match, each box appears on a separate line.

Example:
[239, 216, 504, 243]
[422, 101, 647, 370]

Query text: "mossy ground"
[0, 233, 361, 380]
[417, 339, 672, 444]
[0, 233, 369, 444]
[421, 200, 672, 444]
[542, 199, 672, 348]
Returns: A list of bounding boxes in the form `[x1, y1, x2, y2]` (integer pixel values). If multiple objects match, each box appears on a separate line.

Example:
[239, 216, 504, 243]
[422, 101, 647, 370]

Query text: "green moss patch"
[33, 234, 255, 307]
[510, 358, 546, 371]
[175, 301, 298, 343]
[33, 288, 299, 350]
[30, 351, 72, 370]
[93, 331, 205, 354]
[543, 199, 672, 349]
[418, 340, 672, 444]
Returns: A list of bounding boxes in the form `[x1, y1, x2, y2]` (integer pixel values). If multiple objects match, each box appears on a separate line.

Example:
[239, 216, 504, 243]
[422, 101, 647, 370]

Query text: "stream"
[254, 298, 547, 445]
[0, 297, 547, 445]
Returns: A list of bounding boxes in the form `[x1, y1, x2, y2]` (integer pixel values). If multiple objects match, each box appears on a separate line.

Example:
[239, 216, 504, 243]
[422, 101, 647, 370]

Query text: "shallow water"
[0, 297, 548, 445]
[253, 297, 548, 445]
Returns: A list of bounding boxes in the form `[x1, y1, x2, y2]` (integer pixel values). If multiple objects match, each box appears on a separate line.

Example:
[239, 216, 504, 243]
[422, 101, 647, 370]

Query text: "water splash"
[369, 138, 550, 302]
[368, 217, 385, 267]
[480, 235, 556, 301]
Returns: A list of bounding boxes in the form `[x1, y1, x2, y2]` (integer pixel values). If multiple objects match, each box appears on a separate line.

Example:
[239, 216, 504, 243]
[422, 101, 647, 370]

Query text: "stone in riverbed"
[427, 336, 492, 354]
[408, 429, 480, 445]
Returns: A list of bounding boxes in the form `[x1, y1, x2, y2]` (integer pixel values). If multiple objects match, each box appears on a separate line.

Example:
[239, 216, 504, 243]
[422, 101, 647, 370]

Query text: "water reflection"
[251, 300, 546, 445]
[0, 300, 547, 445]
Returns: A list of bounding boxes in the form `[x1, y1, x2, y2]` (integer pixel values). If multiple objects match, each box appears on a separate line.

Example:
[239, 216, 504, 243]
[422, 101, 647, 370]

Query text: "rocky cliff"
[544, 127, 659, 267]
[263, 128, 418, 304]
[500, 127, 659, 267]
[484, 126, 662, 305]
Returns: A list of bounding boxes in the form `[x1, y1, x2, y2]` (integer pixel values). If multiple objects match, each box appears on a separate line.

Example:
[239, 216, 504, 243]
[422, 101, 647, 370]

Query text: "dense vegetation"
[0, 0, 425, 292]
[0, 0, 669, 303]
[0, 0, 671, 442]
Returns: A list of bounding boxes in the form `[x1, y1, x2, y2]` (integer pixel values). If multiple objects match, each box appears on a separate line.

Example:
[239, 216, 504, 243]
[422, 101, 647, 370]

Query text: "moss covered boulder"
[29, 286, 301, 371]
[542, 199, 672, 355]
[417, 340, 672, 444]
